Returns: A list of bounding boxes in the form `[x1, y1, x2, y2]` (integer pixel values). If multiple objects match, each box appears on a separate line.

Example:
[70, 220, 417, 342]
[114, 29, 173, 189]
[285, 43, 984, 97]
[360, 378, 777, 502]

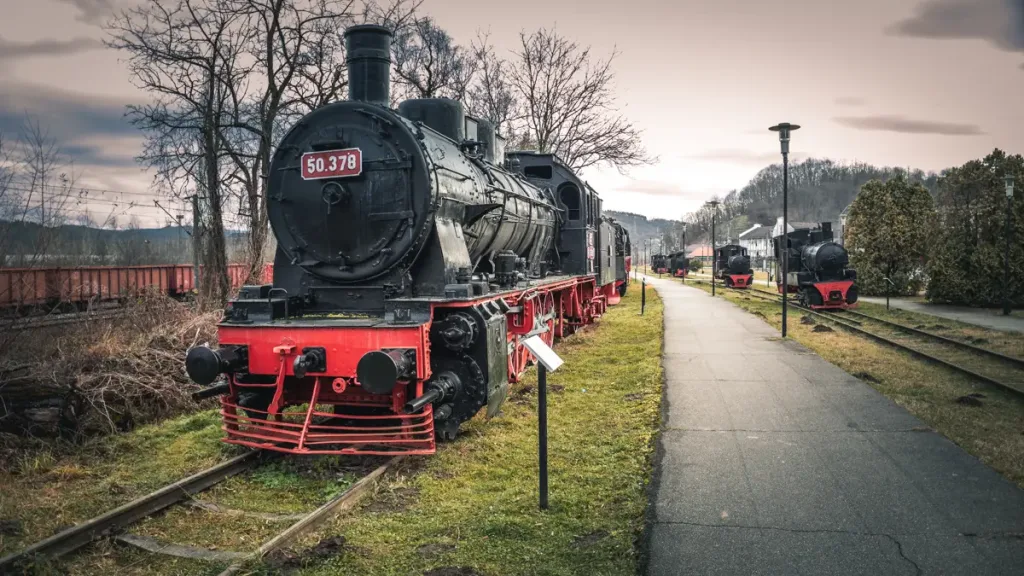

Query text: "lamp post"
[1005, 174, 1015, 316]
[706, 200, 720, 296]
[769, 122, 800, 337]
[681, 223, 687, 283]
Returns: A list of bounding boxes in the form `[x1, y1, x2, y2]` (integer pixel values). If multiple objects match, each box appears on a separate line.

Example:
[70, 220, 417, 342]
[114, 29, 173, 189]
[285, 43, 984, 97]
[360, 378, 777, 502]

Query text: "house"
[687, 244, 713, 265]
[838, 203, 853, 246]
[738, 224, 773, 268]
[771, 218, 820, 238]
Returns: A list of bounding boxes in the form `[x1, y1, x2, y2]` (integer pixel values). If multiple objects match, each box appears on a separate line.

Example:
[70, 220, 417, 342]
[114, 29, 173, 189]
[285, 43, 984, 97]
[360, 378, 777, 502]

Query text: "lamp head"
[1006, 173, 1015, 198]
[769, 123, 800, 155]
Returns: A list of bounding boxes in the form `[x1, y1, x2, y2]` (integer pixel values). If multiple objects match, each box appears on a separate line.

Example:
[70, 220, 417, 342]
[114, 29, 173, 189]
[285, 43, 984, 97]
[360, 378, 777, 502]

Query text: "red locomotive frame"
[724, 274, 752, 288]
[215, 276, 613, 456]
[778, 279, 857, 310]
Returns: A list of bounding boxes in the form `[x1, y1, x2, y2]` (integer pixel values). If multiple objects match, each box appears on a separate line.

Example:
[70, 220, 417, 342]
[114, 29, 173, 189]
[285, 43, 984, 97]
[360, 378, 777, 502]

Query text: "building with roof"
[739, 224, 773, 268]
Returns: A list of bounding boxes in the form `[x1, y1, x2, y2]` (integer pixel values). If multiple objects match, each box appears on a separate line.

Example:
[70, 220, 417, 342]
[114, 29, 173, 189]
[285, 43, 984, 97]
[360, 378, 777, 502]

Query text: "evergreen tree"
[846, 175, 935, 296]
[927, 149, 1024, 307]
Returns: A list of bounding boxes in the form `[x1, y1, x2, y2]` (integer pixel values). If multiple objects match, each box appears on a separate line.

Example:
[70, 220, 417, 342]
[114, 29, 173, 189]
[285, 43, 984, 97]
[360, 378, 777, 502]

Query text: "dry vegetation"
[1, 289, 664, 576]
[0, 292, 220, 462]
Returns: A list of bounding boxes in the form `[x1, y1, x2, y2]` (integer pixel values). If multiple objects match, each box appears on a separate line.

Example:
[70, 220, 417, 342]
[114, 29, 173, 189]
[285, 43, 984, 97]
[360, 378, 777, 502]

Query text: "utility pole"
[1005, 174, 1015, 316]
[707, 200, 720, 295]
[191, 195, 201, 293]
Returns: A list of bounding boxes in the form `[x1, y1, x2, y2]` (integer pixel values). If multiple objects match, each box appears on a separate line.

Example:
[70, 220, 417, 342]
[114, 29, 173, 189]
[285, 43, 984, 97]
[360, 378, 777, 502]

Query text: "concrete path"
[644, 275, 1024, 576]
[859, 297, 1024, 333]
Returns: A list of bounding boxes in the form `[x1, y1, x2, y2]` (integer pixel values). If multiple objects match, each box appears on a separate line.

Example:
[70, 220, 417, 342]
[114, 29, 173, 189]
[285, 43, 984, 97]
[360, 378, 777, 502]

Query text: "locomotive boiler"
[773, 222, 858, 308]
[184, 24, 626, 456]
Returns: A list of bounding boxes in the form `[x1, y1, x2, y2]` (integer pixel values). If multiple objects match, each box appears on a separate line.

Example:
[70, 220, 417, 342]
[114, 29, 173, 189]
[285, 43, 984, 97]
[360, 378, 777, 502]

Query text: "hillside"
[0, 221, 250, 267]
[604, 211, 683, 252]
[683, 158, 943, 244]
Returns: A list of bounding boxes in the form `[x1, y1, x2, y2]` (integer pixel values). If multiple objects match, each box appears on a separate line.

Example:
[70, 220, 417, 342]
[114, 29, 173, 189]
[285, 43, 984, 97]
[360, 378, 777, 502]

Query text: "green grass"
[2, 289, 665, 576]
[260, 288, 665, 576]
[0, 411, 235, 556]
[687, 280, 1024, 488]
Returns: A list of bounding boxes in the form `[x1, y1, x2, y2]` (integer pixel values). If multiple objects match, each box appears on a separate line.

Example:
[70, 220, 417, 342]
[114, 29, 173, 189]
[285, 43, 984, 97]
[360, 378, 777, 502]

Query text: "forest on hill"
[681, 158, 943, 244]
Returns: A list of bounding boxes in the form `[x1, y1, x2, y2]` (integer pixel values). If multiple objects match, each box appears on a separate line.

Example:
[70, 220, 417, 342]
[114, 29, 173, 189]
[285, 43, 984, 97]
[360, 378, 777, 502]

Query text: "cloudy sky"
[1, 0, 1023, 225]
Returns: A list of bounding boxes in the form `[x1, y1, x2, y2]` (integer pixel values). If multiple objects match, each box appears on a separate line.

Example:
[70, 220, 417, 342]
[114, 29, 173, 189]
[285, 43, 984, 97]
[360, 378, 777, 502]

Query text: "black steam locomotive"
[184, 24, 630, 456]
[651, 254, 668, 274]
[714, 245, 753, 288]
[773, 222, 857, 309]
[668, 251, 689, 278]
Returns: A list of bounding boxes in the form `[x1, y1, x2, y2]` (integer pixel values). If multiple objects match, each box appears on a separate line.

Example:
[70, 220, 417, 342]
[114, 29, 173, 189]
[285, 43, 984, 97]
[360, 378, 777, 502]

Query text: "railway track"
[713, 284, 1024, 396]
[2, 308, 128, 332]
[0, 451, 398, 573]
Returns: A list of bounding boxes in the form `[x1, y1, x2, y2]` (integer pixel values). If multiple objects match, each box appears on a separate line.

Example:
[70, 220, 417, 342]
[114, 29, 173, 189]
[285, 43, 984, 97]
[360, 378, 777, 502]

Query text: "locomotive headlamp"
[1007, 174, 1015, 199]
[357, 349, 414, 394]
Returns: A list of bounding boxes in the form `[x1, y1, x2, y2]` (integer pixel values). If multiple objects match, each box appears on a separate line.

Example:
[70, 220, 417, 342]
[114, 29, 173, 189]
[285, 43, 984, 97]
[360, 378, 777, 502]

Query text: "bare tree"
[107, 0, 248, 305]
[465, 32, 517, 136]
[0, 119, 77, 269]
[390, 16, 476, 101]
[507, 28, 651, 173]
[215, 0, 359, 283]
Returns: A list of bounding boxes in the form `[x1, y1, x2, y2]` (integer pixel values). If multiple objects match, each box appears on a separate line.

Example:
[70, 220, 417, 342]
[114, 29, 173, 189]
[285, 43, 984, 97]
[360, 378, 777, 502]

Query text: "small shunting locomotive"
[184, 25, 630, 456]
[651, 254, 668, 274]
[668, 251, 689, 278]
[773, 222, 858, 309]
[714, 245, 753, 288]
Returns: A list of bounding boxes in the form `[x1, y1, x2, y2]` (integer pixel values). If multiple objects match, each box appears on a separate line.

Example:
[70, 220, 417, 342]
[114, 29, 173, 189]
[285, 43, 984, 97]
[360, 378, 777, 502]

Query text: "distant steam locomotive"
[668, 251, 689, 277]
[773, 222, 857, 309]
[651, 254, 668, 274]
[714, 245, 753, 288]
[184, 24, 631, 456]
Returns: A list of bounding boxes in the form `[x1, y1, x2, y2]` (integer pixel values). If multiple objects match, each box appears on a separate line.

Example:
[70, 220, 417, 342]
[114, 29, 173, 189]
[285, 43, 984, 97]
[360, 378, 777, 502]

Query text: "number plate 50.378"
[300, 148, 363, 180]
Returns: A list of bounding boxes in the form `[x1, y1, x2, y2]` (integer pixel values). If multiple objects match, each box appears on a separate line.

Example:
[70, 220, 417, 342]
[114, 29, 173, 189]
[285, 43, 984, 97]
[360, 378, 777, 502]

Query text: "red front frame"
[807, 280, 857, 309]
[213, 276, 620, 456]
[673, 269, 688, 278]
[726, 274, 752, 288]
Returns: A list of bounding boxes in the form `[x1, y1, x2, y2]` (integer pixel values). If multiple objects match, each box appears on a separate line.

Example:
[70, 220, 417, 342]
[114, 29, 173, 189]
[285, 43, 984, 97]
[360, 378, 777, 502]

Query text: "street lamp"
[769, 122, 800, 337]
[1005, 173, 1015, 316]
[706, 200, 720, 296]
[681, 223, 687, 284]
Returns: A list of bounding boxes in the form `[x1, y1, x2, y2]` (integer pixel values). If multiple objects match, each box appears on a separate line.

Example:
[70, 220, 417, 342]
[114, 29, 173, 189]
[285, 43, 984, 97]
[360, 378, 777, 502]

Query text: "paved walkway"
[859, 297, 1024, 333]
[644, 276, 1024, 576]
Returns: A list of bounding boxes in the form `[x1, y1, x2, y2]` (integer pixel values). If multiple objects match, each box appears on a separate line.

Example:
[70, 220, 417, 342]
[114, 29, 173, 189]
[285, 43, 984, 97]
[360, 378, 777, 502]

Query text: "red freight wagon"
[0, 268, 49, 307]
[0, 263, 276, 310]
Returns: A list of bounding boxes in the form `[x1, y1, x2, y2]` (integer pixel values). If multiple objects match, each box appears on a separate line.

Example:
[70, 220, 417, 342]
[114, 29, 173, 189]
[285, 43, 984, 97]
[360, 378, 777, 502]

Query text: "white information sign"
[522, 335, 563, 372]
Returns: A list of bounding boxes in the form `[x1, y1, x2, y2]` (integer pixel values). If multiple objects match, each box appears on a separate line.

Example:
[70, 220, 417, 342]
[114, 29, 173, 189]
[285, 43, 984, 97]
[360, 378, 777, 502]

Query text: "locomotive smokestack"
[345, 24, 393, 106]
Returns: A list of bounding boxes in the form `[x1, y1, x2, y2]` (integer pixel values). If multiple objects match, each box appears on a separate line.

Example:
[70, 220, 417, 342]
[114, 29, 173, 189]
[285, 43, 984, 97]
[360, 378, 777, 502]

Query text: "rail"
[0, 452, 399, 573]
[0, 450, 265, 571]
[725, 286, 1024, 397]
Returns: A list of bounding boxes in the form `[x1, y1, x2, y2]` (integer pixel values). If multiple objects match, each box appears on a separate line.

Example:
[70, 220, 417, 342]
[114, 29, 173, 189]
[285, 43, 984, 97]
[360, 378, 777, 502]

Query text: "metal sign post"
[522, 335, 564, 511]
[641, 278, 646, 315]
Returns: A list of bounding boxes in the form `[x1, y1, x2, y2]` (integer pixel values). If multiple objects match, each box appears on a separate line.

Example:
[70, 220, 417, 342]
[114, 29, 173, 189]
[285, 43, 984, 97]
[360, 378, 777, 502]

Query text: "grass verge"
[2, 289, 664, 576]
[684, 278, 1024, 488]
[262, 288, 664, 576]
